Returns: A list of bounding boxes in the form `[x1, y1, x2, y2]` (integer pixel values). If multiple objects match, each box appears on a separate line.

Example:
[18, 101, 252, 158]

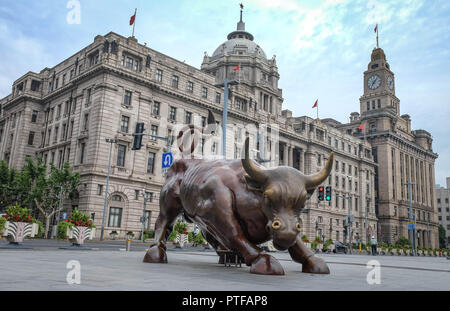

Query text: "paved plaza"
[0, 239, 449, 291]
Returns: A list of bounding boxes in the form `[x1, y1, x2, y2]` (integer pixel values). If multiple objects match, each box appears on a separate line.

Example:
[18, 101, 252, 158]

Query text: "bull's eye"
[296, 223, 302, 232]
[272, 220, 281, 230]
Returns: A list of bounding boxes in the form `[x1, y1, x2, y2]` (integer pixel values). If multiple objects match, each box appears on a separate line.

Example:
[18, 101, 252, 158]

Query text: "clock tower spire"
[359, 46, 400, 118]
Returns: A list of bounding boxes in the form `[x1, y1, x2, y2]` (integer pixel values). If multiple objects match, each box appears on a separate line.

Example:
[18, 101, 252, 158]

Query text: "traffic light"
[318, 186, 324, 201]
[132, 122, 145, 150]
[326, 186, 332, 201]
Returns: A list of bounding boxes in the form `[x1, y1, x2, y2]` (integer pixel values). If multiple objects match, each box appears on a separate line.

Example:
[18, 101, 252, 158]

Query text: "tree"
[19, 158, 80, 238]
[439, 225, 446, 249]
[0, 161, 18, 210]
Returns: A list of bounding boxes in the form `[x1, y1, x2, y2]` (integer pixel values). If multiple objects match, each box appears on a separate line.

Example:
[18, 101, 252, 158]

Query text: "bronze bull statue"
[144, 137, 334, 275]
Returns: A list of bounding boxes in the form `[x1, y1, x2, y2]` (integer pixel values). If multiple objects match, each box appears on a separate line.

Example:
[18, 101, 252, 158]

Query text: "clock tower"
[360, 47, 400, 118]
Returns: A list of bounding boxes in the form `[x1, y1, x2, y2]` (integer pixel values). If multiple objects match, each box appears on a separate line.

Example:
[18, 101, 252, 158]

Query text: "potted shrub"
[314, 236, 323, 252]
[0, 216, 6, 239]
[1, 204, 39, 244]
[171, 221, 188, 248]
[323, 238, 334, 253]
[301, 235, 310, 249]
[109, 230, 118, 240]
[143, 230, 155, 241]
[310, 241, 318, 252]
[126, 231, 135, 241]
[63, 210, 96, 246]
[417, 247, 423, 256]
[388, 246, 394, 255]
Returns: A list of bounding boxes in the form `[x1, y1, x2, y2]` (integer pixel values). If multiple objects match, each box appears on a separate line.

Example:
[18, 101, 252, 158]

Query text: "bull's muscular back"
[165, 159, 270, 244]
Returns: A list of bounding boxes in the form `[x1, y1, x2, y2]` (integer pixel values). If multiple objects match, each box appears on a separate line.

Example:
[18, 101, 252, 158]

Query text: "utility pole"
[215, 79, 238, 158]
[405, 181, 416, 255]
[365, 198, 370, 244]
[141, 190, 151, 242]
[100, 138, 117, 241]
[56, 185, 63, 227]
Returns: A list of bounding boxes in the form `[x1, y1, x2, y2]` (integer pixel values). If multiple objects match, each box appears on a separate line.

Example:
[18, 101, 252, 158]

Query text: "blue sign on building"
[162, 152, 173, 169]
[408, 223, 415, 230]
[62, 212, 67, 220]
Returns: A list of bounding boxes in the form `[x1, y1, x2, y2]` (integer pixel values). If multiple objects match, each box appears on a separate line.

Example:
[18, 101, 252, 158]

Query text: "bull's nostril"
[296, 223, 302, 232]
[272, 220, 281, 230]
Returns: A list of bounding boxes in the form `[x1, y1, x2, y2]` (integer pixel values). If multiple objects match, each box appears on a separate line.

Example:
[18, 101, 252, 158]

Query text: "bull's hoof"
[250, 254, 285, 275]
[302, 256, 330, 274]
[143, 245, 167, 263]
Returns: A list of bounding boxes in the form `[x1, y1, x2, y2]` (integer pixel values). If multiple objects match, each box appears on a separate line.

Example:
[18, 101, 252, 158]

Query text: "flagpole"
[238, 63, 241, 84]
[132, 8, 137, 37]
[376, 24, 379, 48]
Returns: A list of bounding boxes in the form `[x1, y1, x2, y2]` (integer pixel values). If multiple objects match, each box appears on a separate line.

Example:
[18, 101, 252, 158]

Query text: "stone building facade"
[0, 12, 405, 245]
[437, 178, 450, 247]
[338, 47, 439, 248]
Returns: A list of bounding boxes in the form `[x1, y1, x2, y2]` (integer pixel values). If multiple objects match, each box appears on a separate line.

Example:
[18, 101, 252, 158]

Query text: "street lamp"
[100, 138, 117, 241]
[215, 79, 238, 157]
[404, 181, 416, 255]
[141, 189, 152, 242]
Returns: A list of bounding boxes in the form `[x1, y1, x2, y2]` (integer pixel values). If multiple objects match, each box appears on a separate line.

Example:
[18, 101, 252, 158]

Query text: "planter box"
[66, 226, 96, 246]
[2, 221, 38, 243]
[317, 244, 323, 251]
[175, 233, 188, 247]
[418, 250, 423, 256]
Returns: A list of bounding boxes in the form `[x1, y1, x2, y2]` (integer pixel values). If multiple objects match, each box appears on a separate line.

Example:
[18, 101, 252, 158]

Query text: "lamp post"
[215, 79, 238, 158]
[141, 190, 151, 242]
[100, 138, 117, 241]
[405, 181, 416, 255]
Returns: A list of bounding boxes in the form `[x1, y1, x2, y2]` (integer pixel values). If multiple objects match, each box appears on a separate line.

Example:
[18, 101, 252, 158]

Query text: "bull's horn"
[305, 152, 334, 189]
[241, 137, 267, 183]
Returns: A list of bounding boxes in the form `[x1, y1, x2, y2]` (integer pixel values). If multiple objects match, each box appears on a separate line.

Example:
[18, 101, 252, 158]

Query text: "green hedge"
[57, 221, 73, 240]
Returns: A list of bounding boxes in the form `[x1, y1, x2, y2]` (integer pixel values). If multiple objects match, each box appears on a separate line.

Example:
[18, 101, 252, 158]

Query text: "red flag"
[359, 124, 365, 130]
[130, 12, 136, 26]
[312, 99, 318, 108]
[374, 24, 378, 33]
[240, 3, 244, 9]
[233, 64, 240, 71]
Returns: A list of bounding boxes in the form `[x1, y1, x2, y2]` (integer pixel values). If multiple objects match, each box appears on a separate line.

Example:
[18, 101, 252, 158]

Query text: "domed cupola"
[209, 5, 268, 62]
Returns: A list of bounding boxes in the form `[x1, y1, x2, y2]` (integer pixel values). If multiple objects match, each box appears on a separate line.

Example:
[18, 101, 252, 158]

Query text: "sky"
[0, 0, 449, 186]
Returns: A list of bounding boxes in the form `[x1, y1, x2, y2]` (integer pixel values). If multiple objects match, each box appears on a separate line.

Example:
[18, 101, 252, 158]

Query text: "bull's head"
[242, 137, 334, 250]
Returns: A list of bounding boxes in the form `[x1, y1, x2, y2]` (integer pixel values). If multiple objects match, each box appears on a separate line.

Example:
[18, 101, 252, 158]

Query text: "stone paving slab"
[0, 250, 449, 291]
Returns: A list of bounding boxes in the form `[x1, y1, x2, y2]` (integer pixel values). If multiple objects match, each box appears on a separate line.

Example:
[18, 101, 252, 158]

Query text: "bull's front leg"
[143, 190, 182, 264]
[288, 236, 330, 274]
[199, 183, 284, 275]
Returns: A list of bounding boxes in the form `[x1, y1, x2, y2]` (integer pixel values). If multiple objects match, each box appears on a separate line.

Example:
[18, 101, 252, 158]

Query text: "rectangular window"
[97, 184, 103, 196]
[135, 190, 140, 200]
[156, 69, 163, 82]
[54, 126, 59, 143]
[108, 207, 122, 227]
[150, 125, 158, 141]
[367, 102, 370, 111]
[215, 92, 221, 104]
[84, 114, 89, 131]
[187, 81, 194, 93]
[172, 75, 179, 88]
[117, 144, 126, 167]
[28, 132, 35, 146]
[152, 102, 160, 116]
[31, 110, 38, 123]
[377, 99, 381, 108]
[86, 88, 92, 106]
[120, 116, 130, 133]
[125, 56, 134, 69]
[185, 111, 192, 124]
[124, 91, 132, 106]
[202, 87, 208, 98]
[147, 152, 155, 174]
[57, 104, 62, 118]
[80, 143, 86, 164]
[169, 106, 176, 121]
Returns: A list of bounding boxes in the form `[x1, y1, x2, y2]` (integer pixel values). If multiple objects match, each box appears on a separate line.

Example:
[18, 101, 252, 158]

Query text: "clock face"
[367, 74, 381, 90]
[387, 76, 394, 90]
